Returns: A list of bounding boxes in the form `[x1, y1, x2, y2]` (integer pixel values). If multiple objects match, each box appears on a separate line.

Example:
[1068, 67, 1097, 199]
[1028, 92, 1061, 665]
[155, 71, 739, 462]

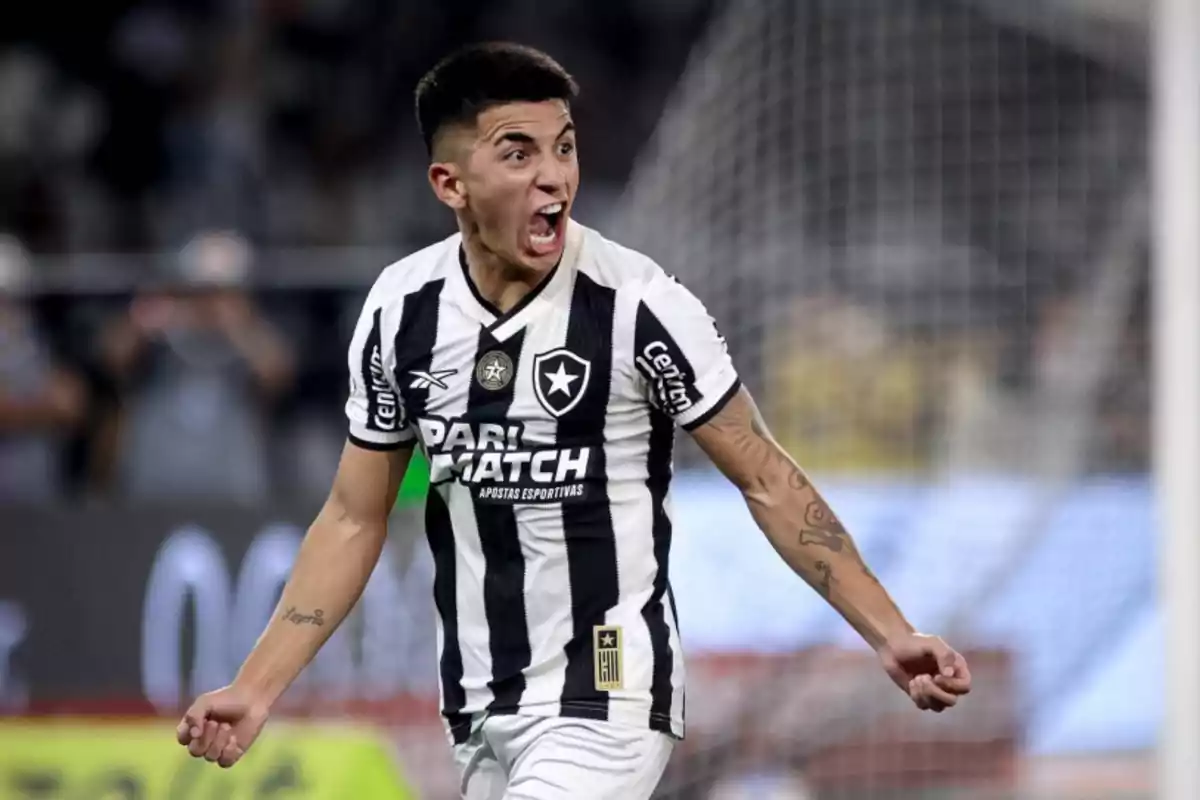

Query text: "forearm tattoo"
[749, 413, 810, 492]
[798, 497, 879, 582]
[281, 606, 326, 626]
[798, 501, 850, 552]
[747, 411, 879, 583]
[703, 393, 881, 592]
[813, 560, 834, 599]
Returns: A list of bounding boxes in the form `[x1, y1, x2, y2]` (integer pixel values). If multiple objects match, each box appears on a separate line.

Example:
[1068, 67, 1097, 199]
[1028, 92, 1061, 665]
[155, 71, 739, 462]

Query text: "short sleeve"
[634, 272, 741, 430]
[345, 300, 415, 450]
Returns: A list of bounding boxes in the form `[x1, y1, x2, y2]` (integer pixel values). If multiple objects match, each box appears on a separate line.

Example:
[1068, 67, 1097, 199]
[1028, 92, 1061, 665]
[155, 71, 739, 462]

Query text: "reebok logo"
[409, 369, 456, 391]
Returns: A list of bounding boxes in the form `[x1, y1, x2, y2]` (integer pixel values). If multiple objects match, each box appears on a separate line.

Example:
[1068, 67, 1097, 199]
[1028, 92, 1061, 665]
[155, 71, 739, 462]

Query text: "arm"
[177, 440, 411, 766]
[221, 312, 295, 398]
[179, 275, 415, 768]
[233, 440, 410, 703]
[207, 293, 295, 397]
[0, 368, 86, 431]
[691, 388, 907, 648]
[691, 387, 971, 709]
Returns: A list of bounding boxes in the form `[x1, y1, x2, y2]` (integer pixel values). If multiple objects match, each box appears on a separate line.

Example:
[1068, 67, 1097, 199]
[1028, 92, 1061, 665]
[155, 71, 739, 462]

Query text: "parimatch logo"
[417, 416, 596, 504]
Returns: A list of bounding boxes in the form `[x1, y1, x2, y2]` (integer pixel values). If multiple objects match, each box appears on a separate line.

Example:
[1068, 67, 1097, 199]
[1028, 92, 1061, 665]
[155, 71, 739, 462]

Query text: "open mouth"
[529, 202, 565, 252]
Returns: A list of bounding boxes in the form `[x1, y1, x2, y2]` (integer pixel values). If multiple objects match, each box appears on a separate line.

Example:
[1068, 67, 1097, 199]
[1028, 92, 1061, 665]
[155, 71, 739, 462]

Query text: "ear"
[428, 160, 467, 211]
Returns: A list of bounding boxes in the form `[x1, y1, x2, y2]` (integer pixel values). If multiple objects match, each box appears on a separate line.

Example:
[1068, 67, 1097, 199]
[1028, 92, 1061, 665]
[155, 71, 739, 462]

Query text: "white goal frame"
[1155, 0, 1200, 797]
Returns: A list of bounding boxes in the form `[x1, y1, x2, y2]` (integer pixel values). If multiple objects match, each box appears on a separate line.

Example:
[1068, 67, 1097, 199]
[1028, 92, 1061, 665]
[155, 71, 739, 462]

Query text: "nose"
[534, 156, 568, 198]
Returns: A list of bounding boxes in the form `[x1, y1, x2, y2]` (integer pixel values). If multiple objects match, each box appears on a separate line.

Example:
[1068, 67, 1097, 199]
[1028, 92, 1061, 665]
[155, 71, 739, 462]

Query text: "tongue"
[530, 214, 553, 237]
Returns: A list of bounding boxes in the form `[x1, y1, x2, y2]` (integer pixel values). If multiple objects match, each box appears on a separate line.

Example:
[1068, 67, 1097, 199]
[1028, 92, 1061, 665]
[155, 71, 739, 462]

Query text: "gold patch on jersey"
[593, 625, 624, 692]
[475, 350, 514, 391]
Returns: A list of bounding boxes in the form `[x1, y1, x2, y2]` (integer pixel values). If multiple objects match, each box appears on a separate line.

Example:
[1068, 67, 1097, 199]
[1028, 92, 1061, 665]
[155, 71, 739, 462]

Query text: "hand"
[208, 292, 255, 337]
[44, 372, 86, 426]
[129, 294, 180, 335]
[176, 684, 270, 769]
[877, 633, 972, 712]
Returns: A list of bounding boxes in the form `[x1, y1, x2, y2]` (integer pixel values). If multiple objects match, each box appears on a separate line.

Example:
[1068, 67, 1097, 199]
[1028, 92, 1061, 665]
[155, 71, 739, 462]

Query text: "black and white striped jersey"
[345, 220, 740, 742]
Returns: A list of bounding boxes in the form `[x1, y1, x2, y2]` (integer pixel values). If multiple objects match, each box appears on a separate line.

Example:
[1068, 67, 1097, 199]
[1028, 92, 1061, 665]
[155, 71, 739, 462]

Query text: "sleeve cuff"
[347, 419, 416, 450]
[680, 375, 742, 431]
[348, 433, 415, 452]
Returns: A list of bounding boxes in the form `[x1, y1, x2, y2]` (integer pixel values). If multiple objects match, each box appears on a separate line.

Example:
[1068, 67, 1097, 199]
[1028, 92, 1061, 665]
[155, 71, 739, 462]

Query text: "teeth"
[538, 203, 563, 215]
[530, 230, 557, 245]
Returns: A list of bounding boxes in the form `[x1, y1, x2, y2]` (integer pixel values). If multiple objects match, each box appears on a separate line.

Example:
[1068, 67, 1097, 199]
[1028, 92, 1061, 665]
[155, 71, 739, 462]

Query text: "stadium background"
[0, 0, 1169, 797]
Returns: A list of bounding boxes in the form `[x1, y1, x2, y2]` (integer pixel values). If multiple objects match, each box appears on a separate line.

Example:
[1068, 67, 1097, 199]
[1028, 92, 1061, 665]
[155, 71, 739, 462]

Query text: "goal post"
[1155, 0, 1200, 796]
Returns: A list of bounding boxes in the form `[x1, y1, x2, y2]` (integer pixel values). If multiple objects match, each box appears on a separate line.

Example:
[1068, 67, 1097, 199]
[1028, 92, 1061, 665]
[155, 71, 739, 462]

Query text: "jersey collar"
[451, 219, 583, 342]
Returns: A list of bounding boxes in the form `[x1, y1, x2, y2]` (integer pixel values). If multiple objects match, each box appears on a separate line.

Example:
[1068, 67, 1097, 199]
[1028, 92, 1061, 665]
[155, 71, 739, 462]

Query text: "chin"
[525, 252, 562, 272]
[515, 245, 563, 274]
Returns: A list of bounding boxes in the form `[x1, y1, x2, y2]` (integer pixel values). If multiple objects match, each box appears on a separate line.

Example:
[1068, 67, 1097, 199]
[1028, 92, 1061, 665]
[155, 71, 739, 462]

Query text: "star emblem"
[532, 348, 591, 417]
[600, 632, 616, 648]
[482, 361, 507, 384]
[544, 362, 579, 396]
[475, 350, 515, 391]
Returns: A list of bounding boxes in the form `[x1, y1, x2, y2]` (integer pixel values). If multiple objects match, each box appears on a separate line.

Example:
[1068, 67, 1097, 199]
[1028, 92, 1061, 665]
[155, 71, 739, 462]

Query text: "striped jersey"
[345, 220, 740, 742]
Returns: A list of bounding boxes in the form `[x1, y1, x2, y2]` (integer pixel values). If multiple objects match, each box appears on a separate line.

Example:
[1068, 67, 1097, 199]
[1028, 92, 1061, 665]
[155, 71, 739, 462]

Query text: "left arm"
[690, 388, 904, 647]
[632, 268, 969, 710]
[691, 387, 971, 710]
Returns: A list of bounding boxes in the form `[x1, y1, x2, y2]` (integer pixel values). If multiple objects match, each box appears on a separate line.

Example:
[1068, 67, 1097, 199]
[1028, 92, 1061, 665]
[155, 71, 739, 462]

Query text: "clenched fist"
[878, 632, 972, 712]
[175, 685, 270, 769]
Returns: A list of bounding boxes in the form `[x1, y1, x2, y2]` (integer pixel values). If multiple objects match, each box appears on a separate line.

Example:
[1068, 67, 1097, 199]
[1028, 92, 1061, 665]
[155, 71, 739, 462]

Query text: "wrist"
[231, 670, 285, 711]
[870, 620, 918, 655]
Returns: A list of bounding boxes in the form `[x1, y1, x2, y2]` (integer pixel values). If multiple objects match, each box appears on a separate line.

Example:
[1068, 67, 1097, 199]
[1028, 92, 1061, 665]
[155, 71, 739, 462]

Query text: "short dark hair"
[415, 42, 579, 155]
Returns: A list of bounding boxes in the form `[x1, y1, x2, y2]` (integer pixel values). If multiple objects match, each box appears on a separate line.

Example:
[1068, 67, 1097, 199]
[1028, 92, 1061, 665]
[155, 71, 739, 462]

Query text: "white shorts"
[453, 714, 675, 800]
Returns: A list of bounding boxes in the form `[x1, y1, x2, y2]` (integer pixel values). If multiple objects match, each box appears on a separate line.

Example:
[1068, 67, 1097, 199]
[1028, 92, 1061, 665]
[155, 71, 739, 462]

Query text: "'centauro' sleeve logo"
[634, 339, 702, 418]
[634, 298, 707, 418]
[361, 309, 402, 433]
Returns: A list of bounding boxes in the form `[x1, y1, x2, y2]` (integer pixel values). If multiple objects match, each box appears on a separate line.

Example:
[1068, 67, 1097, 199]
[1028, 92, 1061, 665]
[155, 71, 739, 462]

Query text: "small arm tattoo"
[798, 499, 880, 581]
[788, 467, 810, 491]
[281, 606, 326, 626]
[742, 401, 877, 582]
[749, 410, 810, 491]
[814, 560, 834, 599]
[798, 501, 850, 552]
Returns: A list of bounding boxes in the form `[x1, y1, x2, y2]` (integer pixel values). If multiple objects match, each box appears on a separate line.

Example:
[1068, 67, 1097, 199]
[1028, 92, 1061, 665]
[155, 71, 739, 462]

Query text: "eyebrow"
[494, 121, 576, 147]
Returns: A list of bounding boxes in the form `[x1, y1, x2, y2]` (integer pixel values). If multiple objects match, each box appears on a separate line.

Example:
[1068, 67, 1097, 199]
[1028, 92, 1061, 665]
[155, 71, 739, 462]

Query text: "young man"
[176, 42, 971, 798]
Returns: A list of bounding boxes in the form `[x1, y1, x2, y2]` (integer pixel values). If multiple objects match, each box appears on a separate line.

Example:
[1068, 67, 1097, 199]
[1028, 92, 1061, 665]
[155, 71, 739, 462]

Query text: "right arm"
[232, 281, 411, 707]
[178, 279, 415, 768]
[176, 440, 411, 766]
[233, 440, 411, 705]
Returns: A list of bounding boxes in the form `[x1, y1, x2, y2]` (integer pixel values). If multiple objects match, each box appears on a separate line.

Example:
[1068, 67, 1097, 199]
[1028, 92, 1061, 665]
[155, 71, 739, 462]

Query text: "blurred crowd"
[1, 231, 308, 503]
[1, 0, 713, 253]
[0, 0, 1153, 505]
[0, 0, 716, 504]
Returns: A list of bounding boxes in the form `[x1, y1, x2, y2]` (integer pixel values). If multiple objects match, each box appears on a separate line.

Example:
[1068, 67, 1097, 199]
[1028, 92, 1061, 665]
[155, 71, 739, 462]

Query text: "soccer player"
[176, 42, 972, 798]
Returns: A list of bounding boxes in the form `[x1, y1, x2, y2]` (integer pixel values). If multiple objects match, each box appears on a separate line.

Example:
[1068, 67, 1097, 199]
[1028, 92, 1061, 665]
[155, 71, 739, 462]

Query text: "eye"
[558, 141, 575, 157]
[504, 149, 528, 163]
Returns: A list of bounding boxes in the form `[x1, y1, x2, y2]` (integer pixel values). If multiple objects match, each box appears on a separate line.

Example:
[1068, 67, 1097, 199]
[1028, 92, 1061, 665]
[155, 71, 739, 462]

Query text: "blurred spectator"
[0, 235, 87, 502]
[763, 294, 931, 474]
[100, 231, 294, 503]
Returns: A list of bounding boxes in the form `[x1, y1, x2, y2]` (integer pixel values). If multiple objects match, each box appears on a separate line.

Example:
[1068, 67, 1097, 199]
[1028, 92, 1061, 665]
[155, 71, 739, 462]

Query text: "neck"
[460, 224, 547, 315]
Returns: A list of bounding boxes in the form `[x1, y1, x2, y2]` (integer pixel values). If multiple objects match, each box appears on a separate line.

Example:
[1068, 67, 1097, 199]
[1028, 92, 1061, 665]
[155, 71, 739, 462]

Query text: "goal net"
[606, 0, 1150, 797]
